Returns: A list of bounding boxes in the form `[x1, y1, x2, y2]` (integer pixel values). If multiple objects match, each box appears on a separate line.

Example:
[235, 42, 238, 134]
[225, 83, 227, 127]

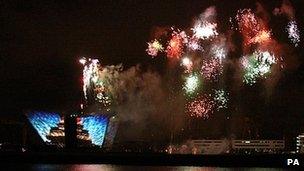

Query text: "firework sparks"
[286, 20, 300, 47]
[250, 30, 271, 44]
[79, 57, 87, 65]
[186, 94, 215, 118]
[201, 58, 223, 81]
[179, 30, 189, 44]
[82, 58, 100, 100]
[192, 22, 218, 40]
[236, 9, 271, 46]
[146, 39, 164, 57]
[214, 89, 228, 110]
[81, 58, 112, 108]
[166, 31, 186, 59]
[211, 44, 227, 63]
[187, 38, 203, 51]
[181, 57, 193, 73]
[241, 55, 260, 85]
[241, 50, 276, 85]
[236, 9, 259, 33]
[183, 73, 200, 95]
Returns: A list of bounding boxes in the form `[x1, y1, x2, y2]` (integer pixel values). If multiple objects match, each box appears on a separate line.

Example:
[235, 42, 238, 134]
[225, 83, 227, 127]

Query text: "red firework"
[236, 9, 260, 44]
[166, 32, 185, 59]
[236, 9, 271, 46]
[201, 58, 223, 81]
[186, 94, 215, 119]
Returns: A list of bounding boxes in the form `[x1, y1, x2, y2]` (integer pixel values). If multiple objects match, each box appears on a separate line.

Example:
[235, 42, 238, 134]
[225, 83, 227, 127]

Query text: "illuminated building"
[231, 140, 285, 154]
[81, 115, 108, 146]
[26, 58, 119, 149]
[45, 117, 92, 147]
[27, 112, 61, 143]
[167, 139, 285, 154]
[46, 118, 65, 147]
[78, 57, 118, 148]
[296, 133, 304, 153]
[26, 111, 118, 148]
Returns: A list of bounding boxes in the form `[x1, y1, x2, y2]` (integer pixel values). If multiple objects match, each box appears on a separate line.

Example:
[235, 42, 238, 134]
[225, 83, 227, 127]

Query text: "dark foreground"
[0, 152, 303, 168]
[0, 164, 289, 171]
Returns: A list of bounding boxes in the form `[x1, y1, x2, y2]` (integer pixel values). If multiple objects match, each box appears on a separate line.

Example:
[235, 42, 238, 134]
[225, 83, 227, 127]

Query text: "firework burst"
[166, 31, 186, 59]
[250, 30, 272, 44]
[241, 50, 276, 85]
[79, 57, 86, 65]
[183, 73, 201, 95]
[211, 44, 227, 63]
[186, 94, 215, 119]
[201, 58, 223, 81]
[82, 58, 101, 101]
[236, 9, 259, 31]
[181, 57, 193, 73]
[192, 22, 218, 40]
[187, 38, 203, 51]
[236, 9, 270, 46]
[146, 39, 164, 57]
[214, 89, 229, 110]
[80, 58, 112, 108]
[286, 20, 300, 47]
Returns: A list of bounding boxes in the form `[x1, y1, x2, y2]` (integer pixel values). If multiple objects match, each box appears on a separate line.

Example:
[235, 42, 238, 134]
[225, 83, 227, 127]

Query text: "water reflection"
[27, 165, 286, 171]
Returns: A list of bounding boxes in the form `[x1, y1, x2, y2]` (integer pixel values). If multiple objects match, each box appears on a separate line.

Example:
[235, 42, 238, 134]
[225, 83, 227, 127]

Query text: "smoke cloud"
[98, 65, 185, 141]
[273, 0, 295, 20]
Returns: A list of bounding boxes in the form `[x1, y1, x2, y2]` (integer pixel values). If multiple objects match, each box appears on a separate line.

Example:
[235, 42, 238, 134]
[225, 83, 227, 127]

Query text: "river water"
[3, 164, 287, 171]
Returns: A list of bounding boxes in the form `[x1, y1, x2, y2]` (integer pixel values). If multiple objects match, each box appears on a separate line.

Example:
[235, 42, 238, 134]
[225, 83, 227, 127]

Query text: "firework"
[211, 44, 227, 63]
[186, 94, 215, 118]
[250, 30, 271, 44]
[79, 57, 87, 65]
[192, 21, 218, 40]
[236, 9, 269, 46]
[286, 21, 300, 47]
[214, 89, 228, 110]
[258, 51, 276, 75]
[181, 57, 193, 73]
[166, 30, 187, 59]
[146, 39, 164, 57]
[179, 30, 189, 44]
[241, 55, 259, 85]
[236, 9, 272, 45]
[183, 73, 200, 95]
[201, 58, 223, 81]
[187, 38, 203, 51]
[82, 58, 101, 101]
[236, 9, 259, 33]
[81, 58, 112, 108]
[241, 50, 276, 85]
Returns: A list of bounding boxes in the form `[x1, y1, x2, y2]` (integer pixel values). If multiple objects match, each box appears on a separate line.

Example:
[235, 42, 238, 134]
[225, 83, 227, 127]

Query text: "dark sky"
[1, 0, 303, 123]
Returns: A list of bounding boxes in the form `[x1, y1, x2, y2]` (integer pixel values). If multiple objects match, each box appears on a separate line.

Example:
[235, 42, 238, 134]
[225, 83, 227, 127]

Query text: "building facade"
[167, 139, 285, 154]
[296, 133, 304, 153]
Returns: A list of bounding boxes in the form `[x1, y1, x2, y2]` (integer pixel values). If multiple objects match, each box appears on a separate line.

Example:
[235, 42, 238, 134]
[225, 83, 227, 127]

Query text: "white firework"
[192, 22, 218, 40]
[286, 21, 300, 47]
[211, 44, 227, 63]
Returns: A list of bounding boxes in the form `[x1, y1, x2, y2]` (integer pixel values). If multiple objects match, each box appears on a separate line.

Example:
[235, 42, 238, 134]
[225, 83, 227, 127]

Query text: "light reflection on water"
[26, 165, 286, 171]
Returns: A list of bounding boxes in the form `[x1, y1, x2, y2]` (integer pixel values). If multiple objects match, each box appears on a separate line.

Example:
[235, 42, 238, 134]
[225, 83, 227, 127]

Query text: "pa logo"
[287, 159, 299, 166]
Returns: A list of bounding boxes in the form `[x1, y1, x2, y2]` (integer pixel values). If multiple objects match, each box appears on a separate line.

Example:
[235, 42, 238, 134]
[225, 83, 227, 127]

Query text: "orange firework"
[250, 30, 271, 44]
[166, 31, 186, 59]
[236, 9, 272, 46]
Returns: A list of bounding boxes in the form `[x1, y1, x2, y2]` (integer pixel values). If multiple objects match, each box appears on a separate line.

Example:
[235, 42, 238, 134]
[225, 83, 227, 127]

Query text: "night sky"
[1, 0, 216, 114]
[1, 0, 304, 140]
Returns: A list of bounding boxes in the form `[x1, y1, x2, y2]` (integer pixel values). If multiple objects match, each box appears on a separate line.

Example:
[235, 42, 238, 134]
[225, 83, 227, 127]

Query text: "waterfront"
[3, 164, 287, 171]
